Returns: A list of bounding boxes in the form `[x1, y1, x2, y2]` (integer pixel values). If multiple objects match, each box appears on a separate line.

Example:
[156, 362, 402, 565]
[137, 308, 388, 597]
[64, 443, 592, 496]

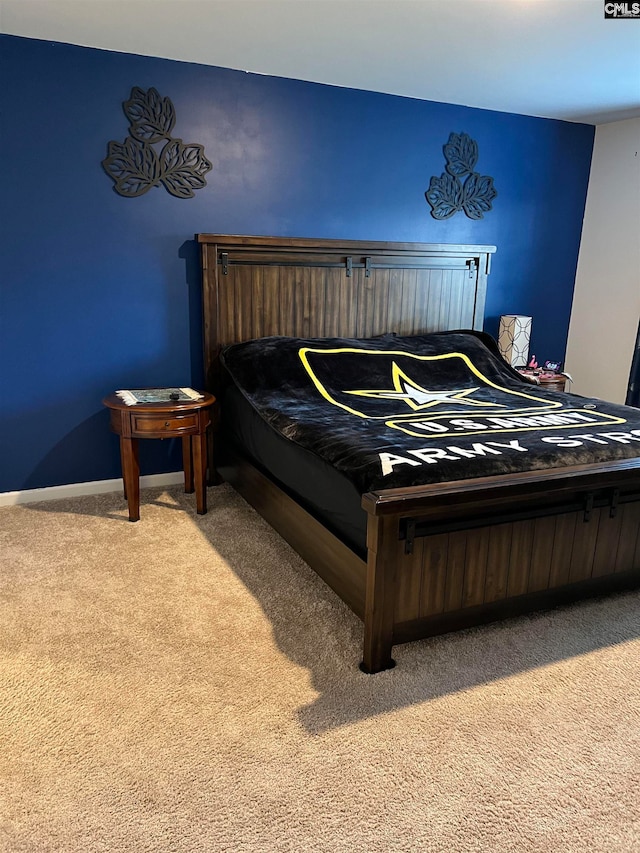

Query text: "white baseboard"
[0, 472, 184, 507]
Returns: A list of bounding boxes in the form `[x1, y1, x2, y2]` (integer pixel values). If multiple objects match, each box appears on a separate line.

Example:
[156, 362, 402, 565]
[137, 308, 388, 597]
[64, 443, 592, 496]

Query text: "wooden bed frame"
[198, 234, 640, 673]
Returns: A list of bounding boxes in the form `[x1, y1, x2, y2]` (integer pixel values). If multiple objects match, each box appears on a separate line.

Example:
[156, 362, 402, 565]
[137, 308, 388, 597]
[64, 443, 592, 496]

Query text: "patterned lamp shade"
[498, 315, 532, 368]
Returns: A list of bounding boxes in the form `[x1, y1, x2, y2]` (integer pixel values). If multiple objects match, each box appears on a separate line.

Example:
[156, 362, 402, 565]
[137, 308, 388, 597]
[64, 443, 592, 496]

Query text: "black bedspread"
[221, 331, 640, 493]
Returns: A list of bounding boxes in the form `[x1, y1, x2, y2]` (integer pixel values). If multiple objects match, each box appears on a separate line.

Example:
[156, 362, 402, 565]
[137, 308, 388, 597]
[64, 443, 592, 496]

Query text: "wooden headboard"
[197, 234, 496, 392]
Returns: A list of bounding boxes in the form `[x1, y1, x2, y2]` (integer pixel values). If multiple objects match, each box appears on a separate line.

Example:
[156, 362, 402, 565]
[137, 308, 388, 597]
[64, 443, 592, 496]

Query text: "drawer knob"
[164, 421, 171, 427]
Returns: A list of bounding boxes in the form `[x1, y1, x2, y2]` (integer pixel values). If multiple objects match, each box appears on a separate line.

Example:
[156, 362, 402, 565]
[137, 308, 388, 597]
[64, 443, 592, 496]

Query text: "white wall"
[565, 117, 640, 403]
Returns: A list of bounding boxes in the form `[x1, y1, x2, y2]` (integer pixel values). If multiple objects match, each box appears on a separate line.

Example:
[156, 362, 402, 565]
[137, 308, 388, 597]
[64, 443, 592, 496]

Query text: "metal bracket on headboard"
[467, 258, 477, 279]
[344, 256, 372, 277]
[221, 252, 229, 275]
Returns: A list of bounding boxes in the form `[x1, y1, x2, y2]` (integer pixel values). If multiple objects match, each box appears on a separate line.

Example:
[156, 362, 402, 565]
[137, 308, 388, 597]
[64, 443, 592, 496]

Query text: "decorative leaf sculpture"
[462, 173, 497, 220]
[103, 87, 212, 199]
[443, 132, 478, 177]
[425, 173, 464, 220]
[425, 131, 497, 220]
[103, 138, 161, 197]
[124, 87, 176, 143]
[160, 140, 213, 198]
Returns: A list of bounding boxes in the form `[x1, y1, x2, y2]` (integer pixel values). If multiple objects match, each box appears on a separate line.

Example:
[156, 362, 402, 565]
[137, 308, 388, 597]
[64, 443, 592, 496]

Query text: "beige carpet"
[1, 483, 639, 852]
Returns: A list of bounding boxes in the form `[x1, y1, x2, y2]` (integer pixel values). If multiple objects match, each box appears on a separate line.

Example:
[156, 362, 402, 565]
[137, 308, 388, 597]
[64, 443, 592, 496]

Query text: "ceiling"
[2, 0, 640, 125]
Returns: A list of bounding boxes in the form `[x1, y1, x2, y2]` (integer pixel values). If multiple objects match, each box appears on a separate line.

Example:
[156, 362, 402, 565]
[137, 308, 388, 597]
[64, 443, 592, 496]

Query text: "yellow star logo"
[344, 362, 503, 411]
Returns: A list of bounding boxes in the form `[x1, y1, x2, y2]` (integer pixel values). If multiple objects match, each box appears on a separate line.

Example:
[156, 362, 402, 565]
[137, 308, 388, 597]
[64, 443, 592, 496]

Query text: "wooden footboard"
[361, 459, 640, 672]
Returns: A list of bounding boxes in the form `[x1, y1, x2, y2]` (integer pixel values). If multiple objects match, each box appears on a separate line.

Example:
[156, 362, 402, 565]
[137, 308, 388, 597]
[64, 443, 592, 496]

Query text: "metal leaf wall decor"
[102, 87, 212, 198]
[425, 132, 497, 220]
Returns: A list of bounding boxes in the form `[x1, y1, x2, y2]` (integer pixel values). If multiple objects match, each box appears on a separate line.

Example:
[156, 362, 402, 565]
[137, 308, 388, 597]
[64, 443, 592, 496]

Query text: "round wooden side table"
[103, 391, 215, 521]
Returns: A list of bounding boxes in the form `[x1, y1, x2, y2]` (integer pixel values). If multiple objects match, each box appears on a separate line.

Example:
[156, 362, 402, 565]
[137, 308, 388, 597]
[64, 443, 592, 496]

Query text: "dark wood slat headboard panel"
[197, 234, 496, 392]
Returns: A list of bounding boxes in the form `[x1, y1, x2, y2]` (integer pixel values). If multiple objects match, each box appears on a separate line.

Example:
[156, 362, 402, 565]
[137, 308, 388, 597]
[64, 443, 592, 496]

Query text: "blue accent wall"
[0, 35, 595, 492]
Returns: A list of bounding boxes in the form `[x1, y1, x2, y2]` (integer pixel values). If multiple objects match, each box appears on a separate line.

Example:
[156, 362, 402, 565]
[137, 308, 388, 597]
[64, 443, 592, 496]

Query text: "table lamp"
[498, 315, 532, 368]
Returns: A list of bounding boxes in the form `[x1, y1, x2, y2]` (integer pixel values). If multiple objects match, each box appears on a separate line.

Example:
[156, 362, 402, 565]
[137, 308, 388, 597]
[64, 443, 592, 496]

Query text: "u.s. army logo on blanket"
[298, 346, 625, 439]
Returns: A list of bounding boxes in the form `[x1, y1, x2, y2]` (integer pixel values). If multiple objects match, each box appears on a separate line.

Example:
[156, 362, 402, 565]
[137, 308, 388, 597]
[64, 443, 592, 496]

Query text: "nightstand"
[517, 369, 567, 392]
[103, 391, 215, 521]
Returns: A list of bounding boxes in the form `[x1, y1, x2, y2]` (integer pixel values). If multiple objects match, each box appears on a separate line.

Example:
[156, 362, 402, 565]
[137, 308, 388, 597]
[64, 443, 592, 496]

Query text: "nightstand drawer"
[132, 413, 198, 434]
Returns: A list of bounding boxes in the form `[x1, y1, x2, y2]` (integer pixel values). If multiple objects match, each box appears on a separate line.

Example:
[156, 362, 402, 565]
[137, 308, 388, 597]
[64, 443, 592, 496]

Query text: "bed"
[198, 234, 640, 673]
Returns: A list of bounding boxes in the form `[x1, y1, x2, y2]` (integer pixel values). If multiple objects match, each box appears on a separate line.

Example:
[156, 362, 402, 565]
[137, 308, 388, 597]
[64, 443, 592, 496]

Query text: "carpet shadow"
[21, 482, 640, 734]
[21, 491, 191, 523]
[189, 484, 640, 734]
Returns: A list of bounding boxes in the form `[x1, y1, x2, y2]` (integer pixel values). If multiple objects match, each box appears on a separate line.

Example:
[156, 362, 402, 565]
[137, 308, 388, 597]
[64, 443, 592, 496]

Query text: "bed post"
[361, 515, 397, 673]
